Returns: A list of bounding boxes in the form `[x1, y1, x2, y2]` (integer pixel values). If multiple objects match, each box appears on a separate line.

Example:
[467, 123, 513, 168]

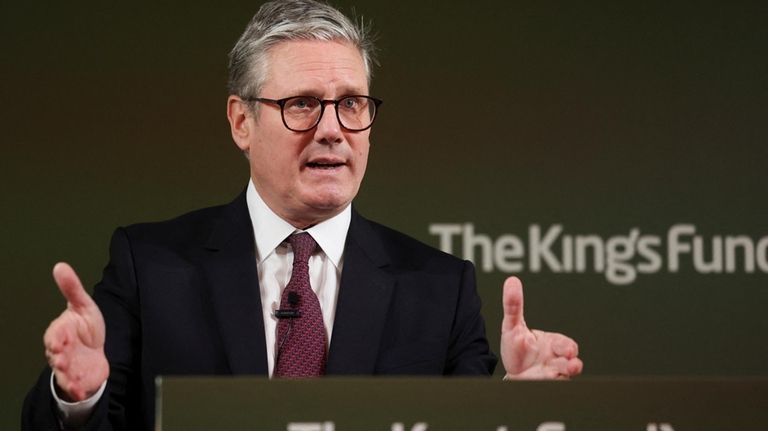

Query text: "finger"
[43, 316, 71, 353]
[53, 262, 94, 312]
[551, 334, 579, 359]
[548, 356, 583, 378]
[502, 276, 525, 331]
[566, 357, 583, 376]
[51, 353, 69, 372]
[548, 356, 571, 375]
[43, 310, 76, 353]
[507, 363, 562, 380]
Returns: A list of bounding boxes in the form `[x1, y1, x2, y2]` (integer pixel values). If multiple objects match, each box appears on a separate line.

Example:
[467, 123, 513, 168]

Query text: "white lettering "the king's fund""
[428, 223, 768, 285]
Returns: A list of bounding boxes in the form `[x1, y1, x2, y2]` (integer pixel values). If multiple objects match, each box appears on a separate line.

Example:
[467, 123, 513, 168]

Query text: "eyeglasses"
[244, 95, 382, 132]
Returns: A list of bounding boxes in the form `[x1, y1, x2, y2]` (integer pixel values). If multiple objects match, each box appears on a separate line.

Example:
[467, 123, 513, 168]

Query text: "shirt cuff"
[50, 373, 107, 427]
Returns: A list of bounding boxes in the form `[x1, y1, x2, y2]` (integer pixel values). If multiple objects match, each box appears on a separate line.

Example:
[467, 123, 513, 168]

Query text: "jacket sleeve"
[444, 260, 498, 375]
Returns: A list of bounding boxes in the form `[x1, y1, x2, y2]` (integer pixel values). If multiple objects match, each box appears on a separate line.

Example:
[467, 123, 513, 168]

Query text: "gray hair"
[227, 0, 377, 99]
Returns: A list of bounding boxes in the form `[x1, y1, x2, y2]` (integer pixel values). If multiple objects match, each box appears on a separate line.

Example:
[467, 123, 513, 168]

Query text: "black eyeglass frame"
[243, 95, 383, 132]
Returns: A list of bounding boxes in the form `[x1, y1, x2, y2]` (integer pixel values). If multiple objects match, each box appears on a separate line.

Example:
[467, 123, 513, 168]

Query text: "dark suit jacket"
[23, 192, 496, 430]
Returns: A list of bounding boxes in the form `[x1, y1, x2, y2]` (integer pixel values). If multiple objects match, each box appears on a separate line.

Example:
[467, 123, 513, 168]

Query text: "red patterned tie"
[274, 232, 327, 377]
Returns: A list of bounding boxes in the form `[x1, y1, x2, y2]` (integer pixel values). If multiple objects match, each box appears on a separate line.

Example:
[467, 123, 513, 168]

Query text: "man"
[23, 1, 582, 430]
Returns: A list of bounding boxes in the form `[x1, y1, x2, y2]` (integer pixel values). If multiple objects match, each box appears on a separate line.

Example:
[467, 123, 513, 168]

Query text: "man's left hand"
[500, 276, 583, 379]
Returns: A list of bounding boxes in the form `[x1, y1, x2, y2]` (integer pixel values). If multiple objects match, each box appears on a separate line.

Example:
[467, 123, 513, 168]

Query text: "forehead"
[263, 39, 369, 95]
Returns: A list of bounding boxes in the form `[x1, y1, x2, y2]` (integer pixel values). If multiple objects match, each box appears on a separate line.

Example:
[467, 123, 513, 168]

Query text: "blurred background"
[2, 0, 767, 428]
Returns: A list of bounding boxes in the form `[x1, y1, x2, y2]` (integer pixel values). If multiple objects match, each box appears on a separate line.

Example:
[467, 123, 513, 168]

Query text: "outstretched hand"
[43, 262, 109, 401]
[500, 276, 582, 379]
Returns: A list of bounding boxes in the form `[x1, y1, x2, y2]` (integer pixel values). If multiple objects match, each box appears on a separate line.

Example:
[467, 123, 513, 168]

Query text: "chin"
[303, 190, 354, 214]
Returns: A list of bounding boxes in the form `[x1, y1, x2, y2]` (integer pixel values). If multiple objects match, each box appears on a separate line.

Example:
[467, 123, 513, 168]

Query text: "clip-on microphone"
[275, 291, 301, 319]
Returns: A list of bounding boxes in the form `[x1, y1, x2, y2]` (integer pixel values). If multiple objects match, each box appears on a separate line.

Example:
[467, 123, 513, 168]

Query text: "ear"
[227, 95, 252, 153]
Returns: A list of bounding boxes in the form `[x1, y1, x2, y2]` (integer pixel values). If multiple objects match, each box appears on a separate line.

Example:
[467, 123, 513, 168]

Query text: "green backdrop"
[2, 1, 767, 428]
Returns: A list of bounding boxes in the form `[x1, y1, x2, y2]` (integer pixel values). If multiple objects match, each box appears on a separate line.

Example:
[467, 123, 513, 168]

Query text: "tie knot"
[288, 232, 318, 265]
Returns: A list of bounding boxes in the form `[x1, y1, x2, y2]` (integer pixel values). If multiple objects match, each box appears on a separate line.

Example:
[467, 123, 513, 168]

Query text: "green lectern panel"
[157, 377, 768, 430]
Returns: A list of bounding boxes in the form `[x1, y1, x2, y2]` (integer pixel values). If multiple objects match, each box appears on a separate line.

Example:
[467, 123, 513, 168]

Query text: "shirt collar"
[245, 179, 351, 268]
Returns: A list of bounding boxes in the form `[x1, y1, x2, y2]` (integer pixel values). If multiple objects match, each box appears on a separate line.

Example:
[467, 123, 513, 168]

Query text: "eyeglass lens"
[282, 96, 376, 131]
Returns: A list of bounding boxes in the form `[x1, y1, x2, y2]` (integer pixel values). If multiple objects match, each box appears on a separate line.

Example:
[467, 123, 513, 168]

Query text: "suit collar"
[345, 207, 390, 267]
[204, 190, 251, 251]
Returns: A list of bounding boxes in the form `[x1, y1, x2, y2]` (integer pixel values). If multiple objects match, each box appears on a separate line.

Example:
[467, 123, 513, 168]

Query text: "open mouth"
[306, 161, 345, 169]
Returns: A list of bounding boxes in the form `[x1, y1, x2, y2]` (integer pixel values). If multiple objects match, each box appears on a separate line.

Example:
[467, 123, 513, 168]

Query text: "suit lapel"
[326, 210, 395, 374]
[202, 192, 268, 375]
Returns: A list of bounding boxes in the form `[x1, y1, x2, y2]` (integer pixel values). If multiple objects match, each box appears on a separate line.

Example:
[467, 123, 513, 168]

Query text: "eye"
[285, 97, 319, 111]
[340, 96, 363, 111]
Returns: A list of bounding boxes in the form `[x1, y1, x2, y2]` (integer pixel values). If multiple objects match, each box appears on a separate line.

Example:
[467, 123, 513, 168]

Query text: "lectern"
[157, 377, 768, 430]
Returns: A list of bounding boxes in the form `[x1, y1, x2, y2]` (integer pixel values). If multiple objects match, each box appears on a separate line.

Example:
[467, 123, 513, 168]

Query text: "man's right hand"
[44, 262, 109, 401]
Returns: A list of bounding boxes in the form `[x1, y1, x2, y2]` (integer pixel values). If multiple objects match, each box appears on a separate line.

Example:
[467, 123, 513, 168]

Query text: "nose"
[313, 102, 343, 145]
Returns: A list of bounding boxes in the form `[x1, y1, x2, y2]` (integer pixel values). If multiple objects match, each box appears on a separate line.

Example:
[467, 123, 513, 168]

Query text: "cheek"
[356, 151, 369, 178]
[249, 138, 285, 184]
[251, 133, 300, 170]
[354, 142, 370, 177]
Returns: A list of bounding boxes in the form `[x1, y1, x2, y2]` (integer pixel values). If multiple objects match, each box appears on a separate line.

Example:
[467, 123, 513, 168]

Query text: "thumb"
[502, 276, 526, 331]
[53, 262, 94, 312]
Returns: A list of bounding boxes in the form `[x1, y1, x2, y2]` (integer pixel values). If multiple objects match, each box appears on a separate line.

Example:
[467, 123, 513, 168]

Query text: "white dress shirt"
[246, 180, 349, 376]
[54, 179, 351, 422]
